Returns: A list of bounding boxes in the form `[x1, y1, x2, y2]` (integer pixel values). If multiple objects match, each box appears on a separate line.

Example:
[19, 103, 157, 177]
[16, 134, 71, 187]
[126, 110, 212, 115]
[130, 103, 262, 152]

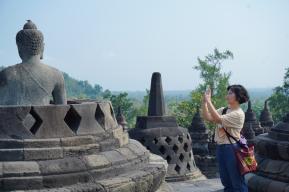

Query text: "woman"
[202, 85, 249, 192]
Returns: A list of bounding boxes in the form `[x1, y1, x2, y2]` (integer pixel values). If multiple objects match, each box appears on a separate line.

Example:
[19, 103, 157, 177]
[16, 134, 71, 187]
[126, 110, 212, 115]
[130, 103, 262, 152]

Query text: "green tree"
[269, 68, 289, 121]
[171, 49, 233, 128]
[102, 91, 137, 128]
[137, 89, 150, 116]
[63, 72, 103, 99]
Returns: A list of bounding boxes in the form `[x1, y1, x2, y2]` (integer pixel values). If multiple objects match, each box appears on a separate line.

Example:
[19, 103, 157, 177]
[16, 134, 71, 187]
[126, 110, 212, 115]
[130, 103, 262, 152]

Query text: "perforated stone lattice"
[0, 102, 118, 139]
[140, 133, 195, 175]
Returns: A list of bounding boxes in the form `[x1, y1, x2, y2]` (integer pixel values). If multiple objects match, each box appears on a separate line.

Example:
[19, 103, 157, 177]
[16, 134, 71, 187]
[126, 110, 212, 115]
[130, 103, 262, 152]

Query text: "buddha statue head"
[16, 20, 44, 61]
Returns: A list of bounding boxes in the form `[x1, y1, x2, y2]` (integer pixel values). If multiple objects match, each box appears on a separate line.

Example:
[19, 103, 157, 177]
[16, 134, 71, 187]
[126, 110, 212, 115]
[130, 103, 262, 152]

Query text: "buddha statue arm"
[52, 74, 67, 104]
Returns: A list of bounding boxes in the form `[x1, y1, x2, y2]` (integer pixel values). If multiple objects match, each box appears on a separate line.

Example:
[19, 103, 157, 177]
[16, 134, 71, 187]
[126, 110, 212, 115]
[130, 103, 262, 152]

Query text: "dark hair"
[227, 85, 249, 104]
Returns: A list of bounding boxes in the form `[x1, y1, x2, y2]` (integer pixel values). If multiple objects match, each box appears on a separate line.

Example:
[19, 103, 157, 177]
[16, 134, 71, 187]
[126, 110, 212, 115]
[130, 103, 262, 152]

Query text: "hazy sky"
[0, 0, 288, 91]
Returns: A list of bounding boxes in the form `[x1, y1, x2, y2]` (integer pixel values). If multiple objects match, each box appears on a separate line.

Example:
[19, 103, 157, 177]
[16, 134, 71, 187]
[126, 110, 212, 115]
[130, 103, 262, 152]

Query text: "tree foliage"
[63, 73, 103, 99]
[269, 68, 289, 121]
[171, 49, 233, 129]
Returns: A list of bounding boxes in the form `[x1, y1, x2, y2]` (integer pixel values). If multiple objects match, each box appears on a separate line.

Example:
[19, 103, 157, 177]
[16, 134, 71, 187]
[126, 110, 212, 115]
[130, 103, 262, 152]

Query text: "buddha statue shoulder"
[0, 20, 67, 105]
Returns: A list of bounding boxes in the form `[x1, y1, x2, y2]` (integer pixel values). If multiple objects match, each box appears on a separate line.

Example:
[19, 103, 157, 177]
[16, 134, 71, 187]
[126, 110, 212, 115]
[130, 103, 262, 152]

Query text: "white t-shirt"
[214, 107, 245, 144]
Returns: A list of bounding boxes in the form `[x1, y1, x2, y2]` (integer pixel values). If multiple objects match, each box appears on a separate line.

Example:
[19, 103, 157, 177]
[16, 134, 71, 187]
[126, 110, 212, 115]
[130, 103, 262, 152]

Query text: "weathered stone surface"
[63, 143, 99, 156]
[83, 154, 111, 169]
[97, 102, 118, 130]
[0, 139, 24, 149]
[24, 138, 60, 148]
[99, 138, 118, 151]
[194, 155, 218, 178]
[116, 106, 128, 131]
[102, 150, 127, 165]
[115, 147, 138, 161]
[148, 72, 165, 116]
[0, 148, 24, 161]
[2, 161, 40, 177]
[24, 147, 63, 160]
[38, 157, 86, 175]
[113, 127, 129, 146]
[0, 101, 166, 191]
[0, 162, 3, 177]
[0, 106, 34, 139]
[31, 105, 74, 138]
[1, 176, 43, 191]
[98, 177, 135, 192]
[66, 103, 105, 135]
[42, 172, 92, 188]
[60, 135, 95, 146]
[136, 116, 178, 129]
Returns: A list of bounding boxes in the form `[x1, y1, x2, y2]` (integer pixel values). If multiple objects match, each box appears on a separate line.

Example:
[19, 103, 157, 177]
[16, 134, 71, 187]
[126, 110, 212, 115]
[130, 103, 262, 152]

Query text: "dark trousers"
[216, 144, 248, 192]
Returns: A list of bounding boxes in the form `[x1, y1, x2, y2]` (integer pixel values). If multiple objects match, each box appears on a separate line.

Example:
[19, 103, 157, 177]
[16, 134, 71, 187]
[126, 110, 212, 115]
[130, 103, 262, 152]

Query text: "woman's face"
[226, 89, 239, 106]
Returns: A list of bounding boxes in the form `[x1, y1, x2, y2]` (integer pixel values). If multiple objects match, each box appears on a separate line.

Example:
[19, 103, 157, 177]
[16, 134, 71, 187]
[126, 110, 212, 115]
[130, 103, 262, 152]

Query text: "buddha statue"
[0, 20, 66, 105]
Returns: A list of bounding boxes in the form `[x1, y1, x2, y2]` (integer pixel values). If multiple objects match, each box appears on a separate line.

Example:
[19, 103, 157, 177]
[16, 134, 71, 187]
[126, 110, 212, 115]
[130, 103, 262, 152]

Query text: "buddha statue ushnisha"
[0, 20, 67, 105]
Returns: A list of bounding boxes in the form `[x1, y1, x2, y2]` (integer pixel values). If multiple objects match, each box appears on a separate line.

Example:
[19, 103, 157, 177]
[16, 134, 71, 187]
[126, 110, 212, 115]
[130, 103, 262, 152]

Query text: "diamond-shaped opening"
[159, 145, 166, 155]
[29, 108, 43, 135]
[95, 105, 105, 128]
[184, 143, 189, 152]
[173, 144, 179, 153]
[166, 155, 172, 163]
[175, 164, 181, 174]
[178, 136, 183, 143]
[140, 137, 146, 144]
[179, 153, 184, 162]
[189, 152, 192, 158]
[153, 138, 158, 144]
[64, 107, 81, 133]
[165, 137, 172, 144]
[187, 163, 191, 171]
[187, 133, 190, 140]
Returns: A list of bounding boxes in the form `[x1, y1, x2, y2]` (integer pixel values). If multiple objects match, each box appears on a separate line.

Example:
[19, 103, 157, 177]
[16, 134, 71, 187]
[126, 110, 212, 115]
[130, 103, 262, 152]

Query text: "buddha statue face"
[16, 20, 44, 61]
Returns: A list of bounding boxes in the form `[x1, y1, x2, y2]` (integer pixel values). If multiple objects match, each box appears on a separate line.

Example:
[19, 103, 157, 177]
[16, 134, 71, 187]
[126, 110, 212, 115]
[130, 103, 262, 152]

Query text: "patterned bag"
[222, 107, 257, 175]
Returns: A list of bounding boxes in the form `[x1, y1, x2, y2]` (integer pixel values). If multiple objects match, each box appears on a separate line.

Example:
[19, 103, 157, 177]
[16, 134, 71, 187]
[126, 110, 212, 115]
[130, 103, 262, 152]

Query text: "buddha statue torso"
[0, 63, 65, 105]
[0, 20, 66, 106]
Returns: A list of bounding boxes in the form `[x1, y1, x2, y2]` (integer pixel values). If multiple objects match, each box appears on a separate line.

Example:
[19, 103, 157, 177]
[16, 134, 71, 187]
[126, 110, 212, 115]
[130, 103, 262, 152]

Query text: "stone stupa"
[259, 100, 274, 132]
[242, 101, 263, 144]
[246, 113, 289, 191]
[116, 106, 128, 131]
[129, 72, 203, 182]
[0, 21, 168, 192]
[189, 108, 218, 178]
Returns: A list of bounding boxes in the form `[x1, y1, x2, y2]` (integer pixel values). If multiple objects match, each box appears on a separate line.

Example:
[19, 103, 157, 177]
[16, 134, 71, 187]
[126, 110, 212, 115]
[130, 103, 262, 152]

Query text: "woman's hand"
[204, 87, 212, 103]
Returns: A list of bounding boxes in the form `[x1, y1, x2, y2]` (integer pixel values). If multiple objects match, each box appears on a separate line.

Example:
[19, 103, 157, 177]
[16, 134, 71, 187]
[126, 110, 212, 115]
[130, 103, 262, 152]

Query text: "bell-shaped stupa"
[259, 100, 274, 132]
[243, 100, 264, 137]
[129, 72, 203, 181]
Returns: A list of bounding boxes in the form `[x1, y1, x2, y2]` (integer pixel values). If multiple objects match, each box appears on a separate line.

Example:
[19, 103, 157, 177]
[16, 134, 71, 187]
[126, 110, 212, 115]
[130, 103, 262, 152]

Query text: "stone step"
[6, 163, 166, 192]
[0, 141, 151, 191]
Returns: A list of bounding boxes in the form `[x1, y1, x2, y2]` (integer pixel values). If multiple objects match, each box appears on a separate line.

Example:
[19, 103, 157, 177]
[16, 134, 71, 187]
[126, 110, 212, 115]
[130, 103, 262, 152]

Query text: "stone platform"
[0, 102, 167, 191]
[169, 178, 223, 192]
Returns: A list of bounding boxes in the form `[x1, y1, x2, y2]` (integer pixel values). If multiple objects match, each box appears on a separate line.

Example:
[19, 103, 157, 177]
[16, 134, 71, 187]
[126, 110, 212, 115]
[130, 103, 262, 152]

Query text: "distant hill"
[119, 88, 274, 102]
[63, 73, 103, 99]
[0, 66, 274, 101]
